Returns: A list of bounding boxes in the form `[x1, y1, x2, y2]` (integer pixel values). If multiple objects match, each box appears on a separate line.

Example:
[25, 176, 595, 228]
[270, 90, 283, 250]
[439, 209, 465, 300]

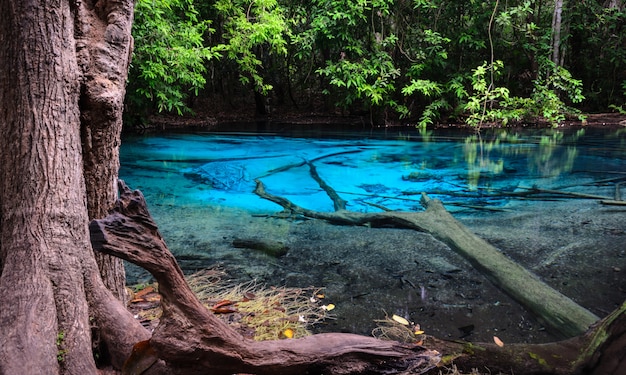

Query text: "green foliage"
[128, 0, 222, 115]
[215, 0, 289, 94]
[317, 44, 400, 108]
[609, 81, 626, 114]
[462, 61, 514, 127]
[306, 0, 403, 117]
[528, 61, 585, 125]
[125, 0, 624, 124]
[56, 331, 67, 363]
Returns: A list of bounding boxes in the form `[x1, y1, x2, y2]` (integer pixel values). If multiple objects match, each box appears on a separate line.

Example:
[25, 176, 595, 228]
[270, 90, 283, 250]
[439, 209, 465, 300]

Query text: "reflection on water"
[460, 129, 586, 191]
[120, 127, 625, 213]
[119, 125, 626, 343]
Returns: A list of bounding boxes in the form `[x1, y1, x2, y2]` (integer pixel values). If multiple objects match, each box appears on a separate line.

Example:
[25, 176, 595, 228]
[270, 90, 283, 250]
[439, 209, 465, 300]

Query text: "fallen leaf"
[282, 328, 294, 339]
[212, 300, 234, 309]
[392, 314, 410, 326]
[134, 286, 155, 299]
[122, 340, 158, 375]
[211, 307, 237, 314]
[493, 336, 504, 347]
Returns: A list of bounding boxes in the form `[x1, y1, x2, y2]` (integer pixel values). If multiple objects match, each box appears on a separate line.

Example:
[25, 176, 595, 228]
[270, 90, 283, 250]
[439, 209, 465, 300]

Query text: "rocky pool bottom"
[123, 196, 626, 345]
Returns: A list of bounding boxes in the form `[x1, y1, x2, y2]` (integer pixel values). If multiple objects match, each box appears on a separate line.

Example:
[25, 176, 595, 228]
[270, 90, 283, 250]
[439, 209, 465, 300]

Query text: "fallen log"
[253, 179, 599, 338]
[90, 181, 440, 375]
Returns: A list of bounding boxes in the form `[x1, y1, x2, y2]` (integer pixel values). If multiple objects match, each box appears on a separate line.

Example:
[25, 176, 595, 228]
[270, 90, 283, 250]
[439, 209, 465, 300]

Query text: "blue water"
[119, 125, 626, 342]
[120, 127, 626, 215]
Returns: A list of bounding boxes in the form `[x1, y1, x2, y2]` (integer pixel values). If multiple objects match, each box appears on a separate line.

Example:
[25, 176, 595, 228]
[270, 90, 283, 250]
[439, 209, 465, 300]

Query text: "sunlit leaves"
[129, 0, 222, 115]
[215, 0, 289, 94]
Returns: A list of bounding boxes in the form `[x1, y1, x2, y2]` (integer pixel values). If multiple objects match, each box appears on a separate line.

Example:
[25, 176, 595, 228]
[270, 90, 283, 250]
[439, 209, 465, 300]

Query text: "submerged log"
[90, 180, 440, 375]
[253, 179, 599, 338]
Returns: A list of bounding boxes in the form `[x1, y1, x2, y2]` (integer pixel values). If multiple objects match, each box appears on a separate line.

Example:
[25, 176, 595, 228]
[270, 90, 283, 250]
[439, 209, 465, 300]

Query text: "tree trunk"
[551, 0, 564, 67]
[76, 0, 134, 303]
[0, 1, 97, 371]
[0, 0, 148, 373]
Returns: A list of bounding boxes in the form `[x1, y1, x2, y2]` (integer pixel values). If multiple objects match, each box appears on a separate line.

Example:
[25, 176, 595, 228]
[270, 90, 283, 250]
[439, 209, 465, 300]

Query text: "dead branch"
[308, 161, 347, 210]
[90, 180, 440, 375]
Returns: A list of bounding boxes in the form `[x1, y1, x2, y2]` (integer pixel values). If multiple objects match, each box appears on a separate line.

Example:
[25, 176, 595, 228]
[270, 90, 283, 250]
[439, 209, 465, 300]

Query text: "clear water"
[119, 125, 626, 342]
[120, 127, 626, 213]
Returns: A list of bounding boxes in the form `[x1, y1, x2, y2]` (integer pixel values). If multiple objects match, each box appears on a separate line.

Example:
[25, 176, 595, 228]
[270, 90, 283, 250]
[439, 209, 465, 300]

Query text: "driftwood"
[90, 181, 440, 375]
[253, 179, 599, 338]
[89, 181, 626, 374]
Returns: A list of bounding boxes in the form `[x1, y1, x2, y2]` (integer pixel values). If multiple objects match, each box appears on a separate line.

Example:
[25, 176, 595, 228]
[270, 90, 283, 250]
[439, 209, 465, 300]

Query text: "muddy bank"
[125, 197, 626, 345]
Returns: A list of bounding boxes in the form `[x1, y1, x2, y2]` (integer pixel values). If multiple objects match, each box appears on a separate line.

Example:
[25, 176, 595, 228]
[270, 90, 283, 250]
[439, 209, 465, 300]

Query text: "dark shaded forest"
[126, 0, 626, 128]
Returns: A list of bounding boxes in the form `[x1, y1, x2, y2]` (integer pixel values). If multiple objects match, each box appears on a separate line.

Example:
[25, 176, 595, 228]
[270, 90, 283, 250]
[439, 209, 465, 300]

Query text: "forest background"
[126, 0, 626, 129]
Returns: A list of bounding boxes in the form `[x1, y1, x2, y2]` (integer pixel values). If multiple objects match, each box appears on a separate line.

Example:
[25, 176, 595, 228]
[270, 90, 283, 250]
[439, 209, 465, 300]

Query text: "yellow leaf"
[283, 328, 294, 339]
[392, 314, 410, 326]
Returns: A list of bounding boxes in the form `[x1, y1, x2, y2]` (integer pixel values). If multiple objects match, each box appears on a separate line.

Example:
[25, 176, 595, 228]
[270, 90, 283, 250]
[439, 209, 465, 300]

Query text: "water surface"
[119, 125, 626, 343]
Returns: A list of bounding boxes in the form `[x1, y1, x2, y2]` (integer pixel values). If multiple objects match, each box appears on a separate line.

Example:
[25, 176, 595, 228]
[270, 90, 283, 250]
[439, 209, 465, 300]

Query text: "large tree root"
[252, 179, 599, 338]
[89, 181, 626, 374]
[90, 181, 440, 375]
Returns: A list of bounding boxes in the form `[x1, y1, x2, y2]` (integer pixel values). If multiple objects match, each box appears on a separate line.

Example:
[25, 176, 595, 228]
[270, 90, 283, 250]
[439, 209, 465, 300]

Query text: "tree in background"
[127, 0, 222, 119]
[214, 0, 290, 115]
[127, 0, 626, 126]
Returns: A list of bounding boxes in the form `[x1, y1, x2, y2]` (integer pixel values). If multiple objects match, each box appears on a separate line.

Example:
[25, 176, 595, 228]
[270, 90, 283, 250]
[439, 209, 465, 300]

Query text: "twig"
[517, 186, 611, 200]
[600, 200, 626, 206]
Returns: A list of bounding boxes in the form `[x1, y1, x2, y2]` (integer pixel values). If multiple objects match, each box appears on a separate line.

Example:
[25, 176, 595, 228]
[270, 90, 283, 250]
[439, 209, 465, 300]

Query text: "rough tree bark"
[76, 0, 134, 302]
[0, 0, 147, 372]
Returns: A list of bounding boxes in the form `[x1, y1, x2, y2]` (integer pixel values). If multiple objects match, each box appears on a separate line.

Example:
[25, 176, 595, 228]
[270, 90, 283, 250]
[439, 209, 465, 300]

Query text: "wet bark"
[91, 181, 441, 375]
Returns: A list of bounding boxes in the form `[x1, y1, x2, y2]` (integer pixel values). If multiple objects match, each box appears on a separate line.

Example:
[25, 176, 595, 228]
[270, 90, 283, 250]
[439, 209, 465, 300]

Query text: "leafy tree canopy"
[127, 0, 626, 127]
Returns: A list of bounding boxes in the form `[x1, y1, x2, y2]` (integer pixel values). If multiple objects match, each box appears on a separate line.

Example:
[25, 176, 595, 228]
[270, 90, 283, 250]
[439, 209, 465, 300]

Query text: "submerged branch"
[307, 161, 347, 211]
[253, 179, 599, 338]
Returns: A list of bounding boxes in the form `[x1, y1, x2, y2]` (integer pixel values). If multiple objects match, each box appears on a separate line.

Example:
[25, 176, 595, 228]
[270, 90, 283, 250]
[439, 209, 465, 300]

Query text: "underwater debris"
[372, 312, 425, 344]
